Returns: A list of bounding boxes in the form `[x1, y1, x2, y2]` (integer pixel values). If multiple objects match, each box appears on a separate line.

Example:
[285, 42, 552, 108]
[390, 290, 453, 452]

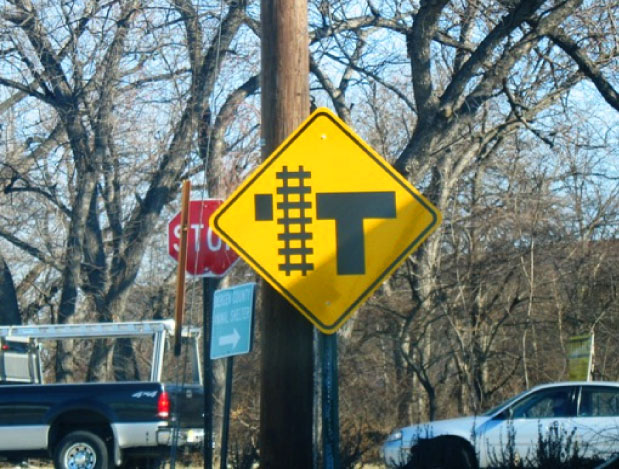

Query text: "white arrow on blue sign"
[210, 283, 256, 359]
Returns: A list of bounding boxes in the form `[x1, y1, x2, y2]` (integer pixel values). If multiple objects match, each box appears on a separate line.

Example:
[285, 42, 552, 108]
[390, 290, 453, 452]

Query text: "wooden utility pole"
[260, 1, 313, 468]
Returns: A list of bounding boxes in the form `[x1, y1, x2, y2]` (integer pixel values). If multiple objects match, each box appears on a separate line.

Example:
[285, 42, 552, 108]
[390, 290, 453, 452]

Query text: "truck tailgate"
[166, 384, 204, 428]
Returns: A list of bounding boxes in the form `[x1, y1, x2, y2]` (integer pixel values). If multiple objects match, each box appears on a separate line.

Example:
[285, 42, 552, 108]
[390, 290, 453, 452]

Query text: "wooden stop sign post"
[167, 193, 239, 469]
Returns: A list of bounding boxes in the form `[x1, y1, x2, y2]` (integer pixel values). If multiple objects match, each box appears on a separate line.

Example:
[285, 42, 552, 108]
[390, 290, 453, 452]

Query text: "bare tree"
[307, 0, 618, 423]
[0, 0, 258, 380]
[1, 2, 617, 462]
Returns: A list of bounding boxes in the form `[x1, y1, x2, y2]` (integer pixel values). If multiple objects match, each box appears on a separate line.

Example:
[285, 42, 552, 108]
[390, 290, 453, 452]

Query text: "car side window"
[579, 388, 619, 417]
[511, 389, 573, 419]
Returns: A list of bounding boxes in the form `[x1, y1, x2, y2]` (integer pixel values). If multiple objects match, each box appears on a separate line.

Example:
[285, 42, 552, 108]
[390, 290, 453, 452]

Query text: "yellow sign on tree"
[212, 108, 441, 334]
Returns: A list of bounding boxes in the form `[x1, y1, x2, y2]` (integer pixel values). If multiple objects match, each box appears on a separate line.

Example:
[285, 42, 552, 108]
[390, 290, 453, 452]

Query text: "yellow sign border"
[212, 108, 441, 333]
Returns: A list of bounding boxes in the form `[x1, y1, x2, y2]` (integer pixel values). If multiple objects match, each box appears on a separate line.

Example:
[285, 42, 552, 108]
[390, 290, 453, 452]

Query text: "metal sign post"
[220, 355, 234, 469]
[320, 332, 340, 469]
[202, 277, 220, 469]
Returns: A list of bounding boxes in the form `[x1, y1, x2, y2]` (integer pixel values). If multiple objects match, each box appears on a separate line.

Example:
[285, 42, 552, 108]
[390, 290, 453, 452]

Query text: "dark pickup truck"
[0, 320, 204, 468]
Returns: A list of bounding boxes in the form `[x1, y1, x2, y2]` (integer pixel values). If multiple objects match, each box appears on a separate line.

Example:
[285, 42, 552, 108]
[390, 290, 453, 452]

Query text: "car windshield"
[482, 390, 529, 416]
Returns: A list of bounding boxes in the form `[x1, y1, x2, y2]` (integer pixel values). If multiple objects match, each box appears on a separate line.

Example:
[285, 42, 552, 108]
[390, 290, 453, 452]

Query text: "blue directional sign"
[210, 283, 256, 359]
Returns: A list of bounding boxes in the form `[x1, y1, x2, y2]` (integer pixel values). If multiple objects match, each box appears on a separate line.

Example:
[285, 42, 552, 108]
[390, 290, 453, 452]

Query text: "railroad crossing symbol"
[212, 107, 441, 334]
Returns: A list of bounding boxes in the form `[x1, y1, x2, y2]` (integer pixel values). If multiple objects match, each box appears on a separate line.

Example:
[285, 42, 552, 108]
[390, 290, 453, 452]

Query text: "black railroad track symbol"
[253, 166, 397, 277]
[254, 165, 314, 275]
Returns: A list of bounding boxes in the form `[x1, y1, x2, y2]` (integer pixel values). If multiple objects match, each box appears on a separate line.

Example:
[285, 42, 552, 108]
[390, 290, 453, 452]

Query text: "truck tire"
[53, 430, 110, 469]
[121, 457, 164, 468]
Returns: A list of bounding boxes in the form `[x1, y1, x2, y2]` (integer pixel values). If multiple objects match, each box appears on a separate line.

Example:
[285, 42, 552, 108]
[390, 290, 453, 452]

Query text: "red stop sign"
[168, 199, 239, 277]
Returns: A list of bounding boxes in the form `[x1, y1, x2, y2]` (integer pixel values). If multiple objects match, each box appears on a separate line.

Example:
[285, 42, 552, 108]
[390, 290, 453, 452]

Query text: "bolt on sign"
[212, 108, 442, 334]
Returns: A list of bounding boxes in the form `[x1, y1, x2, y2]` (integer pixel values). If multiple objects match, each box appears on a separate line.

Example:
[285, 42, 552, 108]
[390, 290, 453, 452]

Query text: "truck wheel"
[122, 457, 164, 469]
[54, 430, 110, 469]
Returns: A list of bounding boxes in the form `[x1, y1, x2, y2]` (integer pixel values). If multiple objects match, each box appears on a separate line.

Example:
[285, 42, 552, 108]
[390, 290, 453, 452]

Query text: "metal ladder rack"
[0, 320, 202, 384]
[0, 319, 201, 339]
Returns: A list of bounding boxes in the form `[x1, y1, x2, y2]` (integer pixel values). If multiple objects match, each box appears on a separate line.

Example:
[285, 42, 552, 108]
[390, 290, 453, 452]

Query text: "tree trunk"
[0, 253, 20, 325]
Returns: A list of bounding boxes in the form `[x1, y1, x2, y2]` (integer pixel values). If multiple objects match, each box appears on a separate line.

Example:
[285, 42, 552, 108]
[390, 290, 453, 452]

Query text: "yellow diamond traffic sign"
[212, 108, 441, 334]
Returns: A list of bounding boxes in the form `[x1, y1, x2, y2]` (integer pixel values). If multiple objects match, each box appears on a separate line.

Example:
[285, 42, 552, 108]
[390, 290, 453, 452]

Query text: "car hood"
[400, 415, 492, 446]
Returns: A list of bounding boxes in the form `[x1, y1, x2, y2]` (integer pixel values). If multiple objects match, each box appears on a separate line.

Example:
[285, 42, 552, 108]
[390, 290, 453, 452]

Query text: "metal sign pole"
[220, 356, 234, 469]
[320, 332, 340, 469]
[203, 277, 220, 469]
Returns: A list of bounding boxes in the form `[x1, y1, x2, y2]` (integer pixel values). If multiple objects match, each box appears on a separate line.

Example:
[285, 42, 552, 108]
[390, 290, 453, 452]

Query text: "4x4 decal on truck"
[132, 390, 158, 398]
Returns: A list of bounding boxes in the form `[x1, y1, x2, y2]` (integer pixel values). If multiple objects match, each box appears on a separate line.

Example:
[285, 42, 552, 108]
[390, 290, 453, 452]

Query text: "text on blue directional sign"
[210, 283, 256, 359]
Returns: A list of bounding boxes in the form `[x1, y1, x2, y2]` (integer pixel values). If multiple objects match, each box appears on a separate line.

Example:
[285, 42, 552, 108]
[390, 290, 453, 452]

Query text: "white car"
[382, 381, 619, 468]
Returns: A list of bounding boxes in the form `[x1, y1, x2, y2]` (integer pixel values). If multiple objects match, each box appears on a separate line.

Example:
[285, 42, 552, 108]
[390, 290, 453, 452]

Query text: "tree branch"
[0, 228, 60, 269]
[547, 28, 619, 112]
[407, 0, 449, 118]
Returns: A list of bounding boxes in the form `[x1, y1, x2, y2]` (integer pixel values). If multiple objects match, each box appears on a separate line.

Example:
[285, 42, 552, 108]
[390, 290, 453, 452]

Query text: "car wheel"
[408, 438, 477, 469]
[408, 439, 441, 468]
[449, 441, 477, 469]
[54, 430, 110, 469]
